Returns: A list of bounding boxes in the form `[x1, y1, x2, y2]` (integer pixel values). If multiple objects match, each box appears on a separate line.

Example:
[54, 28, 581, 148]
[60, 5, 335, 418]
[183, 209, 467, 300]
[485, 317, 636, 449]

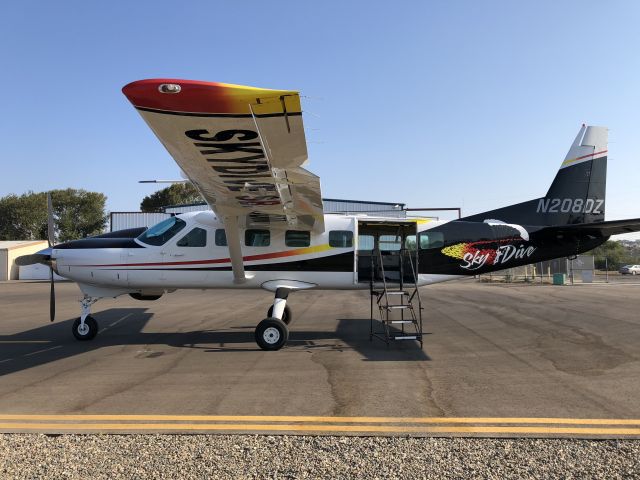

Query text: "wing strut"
[223, 215, 247, 284]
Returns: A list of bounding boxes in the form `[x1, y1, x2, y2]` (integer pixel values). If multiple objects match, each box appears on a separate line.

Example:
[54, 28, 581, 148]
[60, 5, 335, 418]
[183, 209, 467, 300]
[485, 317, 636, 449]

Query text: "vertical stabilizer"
[543, 125, 608, 225]
[461, 125, 608, 226]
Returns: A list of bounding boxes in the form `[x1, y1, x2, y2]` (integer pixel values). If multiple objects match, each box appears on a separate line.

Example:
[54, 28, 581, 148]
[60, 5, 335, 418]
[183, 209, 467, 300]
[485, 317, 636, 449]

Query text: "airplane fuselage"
[51, 211, 606, 297]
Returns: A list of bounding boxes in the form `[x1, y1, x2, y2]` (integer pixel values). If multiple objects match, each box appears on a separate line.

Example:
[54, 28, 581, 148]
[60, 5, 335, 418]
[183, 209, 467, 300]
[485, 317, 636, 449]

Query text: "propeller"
[14, 193, 56, 321]
[47, 193, 55, 322]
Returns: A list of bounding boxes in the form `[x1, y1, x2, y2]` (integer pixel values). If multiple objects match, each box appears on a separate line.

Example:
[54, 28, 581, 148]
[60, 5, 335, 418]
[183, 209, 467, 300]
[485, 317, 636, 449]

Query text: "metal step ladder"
[369, 244, 423, 347]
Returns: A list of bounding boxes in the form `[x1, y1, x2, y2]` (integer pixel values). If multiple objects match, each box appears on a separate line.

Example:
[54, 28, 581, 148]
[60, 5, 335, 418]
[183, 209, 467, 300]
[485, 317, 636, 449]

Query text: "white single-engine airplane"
[17, 79, 640, 350]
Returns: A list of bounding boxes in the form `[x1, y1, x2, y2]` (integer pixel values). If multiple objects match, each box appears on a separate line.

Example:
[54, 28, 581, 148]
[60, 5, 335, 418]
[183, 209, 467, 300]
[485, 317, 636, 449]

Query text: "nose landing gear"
[255, 287, 292, 351]
[72, 295, 100, 341]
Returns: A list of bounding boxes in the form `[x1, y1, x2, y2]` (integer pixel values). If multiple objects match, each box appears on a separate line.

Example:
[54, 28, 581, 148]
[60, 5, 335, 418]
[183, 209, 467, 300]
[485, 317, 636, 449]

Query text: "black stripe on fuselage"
[105, 252, 355, 272]
[54, 238, 144, 249]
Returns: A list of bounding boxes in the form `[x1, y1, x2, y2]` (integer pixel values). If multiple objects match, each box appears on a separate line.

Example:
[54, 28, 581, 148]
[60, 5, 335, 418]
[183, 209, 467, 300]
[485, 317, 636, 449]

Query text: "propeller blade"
[47, 192, 55, 248]
[49, 267, 55, 322]
[15, 253, 51, 266]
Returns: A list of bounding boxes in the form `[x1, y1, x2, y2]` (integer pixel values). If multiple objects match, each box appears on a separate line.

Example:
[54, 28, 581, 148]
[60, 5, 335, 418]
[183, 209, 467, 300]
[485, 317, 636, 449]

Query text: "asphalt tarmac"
[0, 279, 639, 437]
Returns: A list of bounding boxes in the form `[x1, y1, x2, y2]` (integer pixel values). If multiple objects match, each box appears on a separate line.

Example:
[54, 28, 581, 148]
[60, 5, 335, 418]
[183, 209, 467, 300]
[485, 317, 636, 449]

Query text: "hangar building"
[0, 240, 48, 281]
[110, 198, 407, 231]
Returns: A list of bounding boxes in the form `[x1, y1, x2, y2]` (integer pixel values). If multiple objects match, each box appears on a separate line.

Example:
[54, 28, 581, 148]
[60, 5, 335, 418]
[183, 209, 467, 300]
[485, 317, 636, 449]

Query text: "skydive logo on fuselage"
[185, 129, 281, 208]
[441, 239, 536, 271]
[536, 198, 604, 214]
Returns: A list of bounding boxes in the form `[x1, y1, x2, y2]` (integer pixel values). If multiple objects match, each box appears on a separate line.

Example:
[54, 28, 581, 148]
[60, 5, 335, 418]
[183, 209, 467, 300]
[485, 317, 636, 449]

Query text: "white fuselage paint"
[52, 212, 462, 297]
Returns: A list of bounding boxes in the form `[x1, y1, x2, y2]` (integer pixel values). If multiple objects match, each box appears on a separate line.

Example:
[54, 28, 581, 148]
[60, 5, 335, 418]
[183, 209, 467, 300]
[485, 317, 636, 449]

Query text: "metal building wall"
[110, 198, 408, 231]
[322, 199, 406, 218]
[110, 212, 171, 231]
[164, 203, 210, 214]
[164, 199, 407, 217]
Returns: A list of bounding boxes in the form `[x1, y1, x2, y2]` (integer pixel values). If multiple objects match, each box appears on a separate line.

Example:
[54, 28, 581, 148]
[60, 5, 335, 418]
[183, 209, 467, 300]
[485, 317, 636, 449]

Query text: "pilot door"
[356, 221, 419, 285]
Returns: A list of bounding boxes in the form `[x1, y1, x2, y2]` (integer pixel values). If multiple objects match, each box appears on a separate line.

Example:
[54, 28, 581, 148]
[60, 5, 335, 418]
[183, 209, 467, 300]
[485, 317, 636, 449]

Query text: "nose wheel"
[72, 295, 100, 341]
[72, 315, 98, 341]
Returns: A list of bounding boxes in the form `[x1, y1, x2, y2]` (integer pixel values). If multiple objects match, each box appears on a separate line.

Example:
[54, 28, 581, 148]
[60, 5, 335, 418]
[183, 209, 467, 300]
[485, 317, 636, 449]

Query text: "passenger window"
[329, 230, 353, 248]
[357, 234, 374, 251]
[419, 231, 445, 249]
[215, 229, 227, 246]
[405, 235, 417, 250]
[245, 229, 270, 247]
[379, 235, 401, 251]
[285, 230, 310, 247]
[177, 227, 207, 247]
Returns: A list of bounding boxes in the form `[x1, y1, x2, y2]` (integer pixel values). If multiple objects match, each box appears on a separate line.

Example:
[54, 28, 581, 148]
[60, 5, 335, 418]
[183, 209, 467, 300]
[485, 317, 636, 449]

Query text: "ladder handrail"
[377, 247, 390, 307]
[404, 248, 422, 309]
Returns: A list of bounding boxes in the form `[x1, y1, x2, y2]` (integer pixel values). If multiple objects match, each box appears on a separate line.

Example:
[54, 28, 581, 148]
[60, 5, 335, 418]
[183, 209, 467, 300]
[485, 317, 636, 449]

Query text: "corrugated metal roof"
[0, 240, 48, 250]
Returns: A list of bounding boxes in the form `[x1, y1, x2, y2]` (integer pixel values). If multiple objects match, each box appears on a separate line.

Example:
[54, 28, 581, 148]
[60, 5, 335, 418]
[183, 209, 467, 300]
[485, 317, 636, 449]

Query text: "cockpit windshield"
[137, 217, 186, 246]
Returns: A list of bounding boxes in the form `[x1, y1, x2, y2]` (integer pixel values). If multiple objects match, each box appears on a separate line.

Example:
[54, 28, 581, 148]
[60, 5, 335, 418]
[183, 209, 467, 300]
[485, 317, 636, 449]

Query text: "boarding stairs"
[369, 245, 423, 347]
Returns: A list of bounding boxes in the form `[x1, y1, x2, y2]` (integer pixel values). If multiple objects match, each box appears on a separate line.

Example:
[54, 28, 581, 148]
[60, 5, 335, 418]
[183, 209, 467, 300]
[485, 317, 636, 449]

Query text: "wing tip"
[122, 78, 298, 114]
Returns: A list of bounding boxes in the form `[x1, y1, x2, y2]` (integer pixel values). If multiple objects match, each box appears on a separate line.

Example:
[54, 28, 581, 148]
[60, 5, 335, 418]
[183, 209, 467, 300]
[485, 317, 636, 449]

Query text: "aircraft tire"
[72, 316, 98, 341]
[267, 305, 292, 325]
[255, 317, 289, 351]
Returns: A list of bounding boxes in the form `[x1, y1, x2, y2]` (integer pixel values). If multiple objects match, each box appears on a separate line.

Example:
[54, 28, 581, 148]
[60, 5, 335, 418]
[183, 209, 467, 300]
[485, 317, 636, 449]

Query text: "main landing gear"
[255, 288, 292, 351]
[72, 295, 100, 341]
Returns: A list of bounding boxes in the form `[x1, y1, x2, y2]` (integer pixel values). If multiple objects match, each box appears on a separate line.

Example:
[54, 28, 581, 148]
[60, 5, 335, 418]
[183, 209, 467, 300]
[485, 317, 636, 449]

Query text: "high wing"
[122, 79, 324, 233]
[123, 79, 325, 283]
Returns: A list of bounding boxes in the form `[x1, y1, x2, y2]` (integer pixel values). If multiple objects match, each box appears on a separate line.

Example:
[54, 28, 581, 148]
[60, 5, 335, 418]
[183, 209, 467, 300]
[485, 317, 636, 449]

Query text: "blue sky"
[1, 1, 639, 238]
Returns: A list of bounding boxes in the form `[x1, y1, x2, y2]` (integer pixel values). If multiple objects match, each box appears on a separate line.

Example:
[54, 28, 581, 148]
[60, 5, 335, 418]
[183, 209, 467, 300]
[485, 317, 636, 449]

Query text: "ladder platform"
[383, 305, 413, 310]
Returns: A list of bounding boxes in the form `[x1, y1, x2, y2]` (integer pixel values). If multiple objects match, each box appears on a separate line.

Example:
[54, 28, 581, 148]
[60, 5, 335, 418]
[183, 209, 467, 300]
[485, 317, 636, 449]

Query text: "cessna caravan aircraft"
[17, 79, 640, 350]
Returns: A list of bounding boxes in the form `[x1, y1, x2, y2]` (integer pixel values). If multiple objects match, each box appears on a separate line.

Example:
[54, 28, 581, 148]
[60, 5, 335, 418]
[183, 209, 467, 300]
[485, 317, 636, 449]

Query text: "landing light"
[158, 83, 181, 94]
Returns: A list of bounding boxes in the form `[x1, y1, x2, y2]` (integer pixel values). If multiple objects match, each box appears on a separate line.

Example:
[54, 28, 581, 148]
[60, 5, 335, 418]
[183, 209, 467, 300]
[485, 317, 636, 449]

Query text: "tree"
[140, 183, 203, 212]
[587, 240, 632, 270]
[0, 189, 107, 242]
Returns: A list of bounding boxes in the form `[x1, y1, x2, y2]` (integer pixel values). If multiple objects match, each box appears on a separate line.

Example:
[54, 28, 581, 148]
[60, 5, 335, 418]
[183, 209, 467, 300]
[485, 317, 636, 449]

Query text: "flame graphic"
[442, 240, 498, 265]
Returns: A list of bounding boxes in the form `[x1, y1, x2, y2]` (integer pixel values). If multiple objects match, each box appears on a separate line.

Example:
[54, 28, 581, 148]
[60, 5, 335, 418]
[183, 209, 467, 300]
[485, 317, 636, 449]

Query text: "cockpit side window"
[137, 217, 186, 246]
[177, 227, 207, 247]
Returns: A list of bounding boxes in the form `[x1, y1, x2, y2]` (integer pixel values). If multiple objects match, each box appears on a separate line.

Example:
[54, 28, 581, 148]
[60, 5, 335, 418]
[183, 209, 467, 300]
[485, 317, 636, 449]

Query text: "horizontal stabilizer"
[540, 218, 640, 237]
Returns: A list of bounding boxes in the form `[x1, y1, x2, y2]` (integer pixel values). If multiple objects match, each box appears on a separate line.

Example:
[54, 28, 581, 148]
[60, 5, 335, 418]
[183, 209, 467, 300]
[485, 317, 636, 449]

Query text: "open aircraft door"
[356, 220, 418, 285]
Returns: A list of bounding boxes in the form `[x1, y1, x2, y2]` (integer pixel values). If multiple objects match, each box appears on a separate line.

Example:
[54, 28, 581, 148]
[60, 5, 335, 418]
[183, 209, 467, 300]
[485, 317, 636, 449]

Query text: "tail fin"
[543, 124, 608, 225]
[463, 125, 608, 226]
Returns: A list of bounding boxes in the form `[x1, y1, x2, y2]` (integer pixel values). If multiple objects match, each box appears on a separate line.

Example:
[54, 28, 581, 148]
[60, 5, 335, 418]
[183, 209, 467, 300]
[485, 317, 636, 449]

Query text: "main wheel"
[72, 316, 98, 341]
[255, 317, 289, 351]
[267, 305, 293, 325]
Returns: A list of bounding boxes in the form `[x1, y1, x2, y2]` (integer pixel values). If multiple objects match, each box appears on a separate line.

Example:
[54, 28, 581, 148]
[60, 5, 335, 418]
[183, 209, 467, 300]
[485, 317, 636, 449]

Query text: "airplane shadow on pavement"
[0, 309, 430, 377]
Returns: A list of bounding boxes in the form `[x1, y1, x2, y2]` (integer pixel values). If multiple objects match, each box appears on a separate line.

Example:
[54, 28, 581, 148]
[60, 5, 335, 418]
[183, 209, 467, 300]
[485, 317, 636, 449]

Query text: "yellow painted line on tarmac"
[0, 414, 640, 426]
[0, 423, 639, 436]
